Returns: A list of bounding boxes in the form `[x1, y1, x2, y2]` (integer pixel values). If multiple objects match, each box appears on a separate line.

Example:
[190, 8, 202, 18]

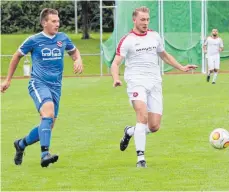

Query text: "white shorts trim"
[31, 80, 42, 103]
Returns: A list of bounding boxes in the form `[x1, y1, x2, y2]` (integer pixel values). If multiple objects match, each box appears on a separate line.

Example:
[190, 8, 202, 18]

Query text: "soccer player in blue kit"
[1, 8, 83, 167]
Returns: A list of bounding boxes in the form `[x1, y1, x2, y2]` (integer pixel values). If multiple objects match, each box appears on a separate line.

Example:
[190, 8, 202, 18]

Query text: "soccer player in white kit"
[111, 6, 197, 167]
[203, 28, 224, 84]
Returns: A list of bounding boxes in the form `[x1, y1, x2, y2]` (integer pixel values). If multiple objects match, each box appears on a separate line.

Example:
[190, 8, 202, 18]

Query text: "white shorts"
[207, 54, 220, 70]
[127, 81, 163, 115]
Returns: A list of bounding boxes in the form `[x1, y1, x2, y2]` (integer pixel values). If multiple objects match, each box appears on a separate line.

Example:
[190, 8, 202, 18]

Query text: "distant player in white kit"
[203, 28, 224, 84]
[111, 6, 197, 167]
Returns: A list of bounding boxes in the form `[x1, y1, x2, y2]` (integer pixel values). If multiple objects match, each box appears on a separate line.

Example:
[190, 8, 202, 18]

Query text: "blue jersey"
[19, 32, 76, 86]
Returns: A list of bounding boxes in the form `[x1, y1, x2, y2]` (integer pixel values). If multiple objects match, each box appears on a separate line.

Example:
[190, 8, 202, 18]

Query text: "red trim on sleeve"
[116, 34, 129, 55]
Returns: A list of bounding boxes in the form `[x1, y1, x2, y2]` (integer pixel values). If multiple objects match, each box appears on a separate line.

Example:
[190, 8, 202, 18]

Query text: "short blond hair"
[132, 6, 149, 18]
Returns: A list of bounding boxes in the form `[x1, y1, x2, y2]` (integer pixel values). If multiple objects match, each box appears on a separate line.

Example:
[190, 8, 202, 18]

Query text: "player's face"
[133, 12, 149, 33]
[43, 14, 60, 35]
[212, 29, 218, 37]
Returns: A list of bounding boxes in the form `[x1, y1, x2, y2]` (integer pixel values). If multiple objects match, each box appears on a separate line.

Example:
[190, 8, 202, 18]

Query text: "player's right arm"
[111, 35, 129, 87]
[1, 36, 33, 93]
[203, 37, 208, 54]
[1, 51, 24, 93]
[111, 55, 124, 87]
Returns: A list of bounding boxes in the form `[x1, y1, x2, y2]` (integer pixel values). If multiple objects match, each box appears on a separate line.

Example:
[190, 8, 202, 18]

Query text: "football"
[209, 128, 229, 149]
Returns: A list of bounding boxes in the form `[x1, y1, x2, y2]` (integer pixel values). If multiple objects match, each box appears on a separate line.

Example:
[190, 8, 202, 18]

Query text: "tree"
[81, 0, 90, 39]
[0, 1, 115, 34]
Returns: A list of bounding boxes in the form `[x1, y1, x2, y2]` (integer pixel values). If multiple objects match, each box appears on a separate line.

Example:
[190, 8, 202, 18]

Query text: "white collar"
[41, 31, 56, 39]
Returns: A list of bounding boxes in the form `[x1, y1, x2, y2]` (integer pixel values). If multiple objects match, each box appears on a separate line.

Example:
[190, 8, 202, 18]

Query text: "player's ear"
[41, 19, 47, 27]
[40, 20, 44, 27]
[42, 21, 47, 27]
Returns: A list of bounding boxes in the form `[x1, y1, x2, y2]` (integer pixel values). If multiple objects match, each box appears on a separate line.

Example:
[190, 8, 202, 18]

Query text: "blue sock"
[18, 139, 27, 150]
[41, 149, 49, 158]
[26, 126, 39, 144]
[38, 117, 53, 158]
[19, 126, 39, 150]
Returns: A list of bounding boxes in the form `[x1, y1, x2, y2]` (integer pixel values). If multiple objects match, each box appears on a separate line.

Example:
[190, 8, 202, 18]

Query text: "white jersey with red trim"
[204, 36, 224, 56]
[116, 30, 164, 83]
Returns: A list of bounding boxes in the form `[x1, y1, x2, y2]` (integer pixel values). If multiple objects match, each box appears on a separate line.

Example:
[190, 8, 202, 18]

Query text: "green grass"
[1, 74, 229, 191]
[1, 33, 228, 77]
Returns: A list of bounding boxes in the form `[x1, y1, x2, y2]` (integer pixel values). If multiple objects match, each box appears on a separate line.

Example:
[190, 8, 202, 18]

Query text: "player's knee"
[136, 112, 148, 124]
[210, 69, 214, 73]
[42, 111, 54, 119]
[133, 105, 148, 124]
[40, 101, 55, 118]
[148, 123, 160, 132]
[214, 69, 218, 72]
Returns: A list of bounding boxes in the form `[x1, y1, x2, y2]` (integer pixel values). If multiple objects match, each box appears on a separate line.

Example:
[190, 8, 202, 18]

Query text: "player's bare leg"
[13, 115, 57, 166]
[132, 100, 148, 167]
[207, 69, 214, 82]
[212, 68, 218, 84]
[120, 100, 148, 167]
[147, 112, 162, 133]
[120, 111, 162, 151]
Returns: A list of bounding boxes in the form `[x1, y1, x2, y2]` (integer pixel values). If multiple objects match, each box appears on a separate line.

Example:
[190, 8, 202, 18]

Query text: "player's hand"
[113, 80, 122, 87]
[73, 60, 83, 74]
[181, 65, 198, 72]
[1, 80, 11, 93]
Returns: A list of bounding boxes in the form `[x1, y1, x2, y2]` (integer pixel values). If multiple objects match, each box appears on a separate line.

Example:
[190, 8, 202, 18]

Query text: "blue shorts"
[28, 79, 61, 118]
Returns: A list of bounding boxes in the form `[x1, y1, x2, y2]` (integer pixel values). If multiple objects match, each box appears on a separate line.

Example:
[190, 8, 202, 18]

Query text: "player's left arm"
[65, 34, 83, 74]
[219, 47, 224, 52]
[156, 33, 197, 72]
[219, 38, 224, 52]
[68, 48, 83, 74]
[158, 51, 198, 72]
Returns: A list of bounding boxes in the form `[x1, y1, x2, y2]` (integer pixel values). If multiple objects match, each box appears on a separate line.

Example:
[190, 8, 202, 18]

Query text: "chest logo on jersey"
[136, 46, 156, 53]
[41, 48, 62, 60]
[57, 41, 63, 47]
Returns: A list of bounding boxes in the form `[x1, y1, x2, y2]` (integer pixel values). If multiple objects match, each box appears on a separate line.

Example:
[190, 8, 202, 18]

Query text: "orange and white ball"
[209, 128, 229, 149]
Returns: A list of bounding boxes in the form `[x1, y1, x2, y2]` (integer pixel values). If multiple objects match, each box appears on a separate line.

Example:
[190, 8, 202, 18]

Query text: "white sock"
[137, 152, 145, 162]
[134, 123, 147, 162]
[212, 72, 218, 82]
[145, 124, 152, 135]
[127, 125, 152, 136]
[126, 126, 135, 136]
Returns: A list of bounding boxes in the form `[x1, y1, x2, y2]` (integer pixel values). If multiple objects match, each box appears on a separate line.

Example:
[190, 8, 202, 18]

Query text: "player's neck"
[132, 28, 147, 36]
[211, 35, 218, 39]
[42, 30, 56, 39]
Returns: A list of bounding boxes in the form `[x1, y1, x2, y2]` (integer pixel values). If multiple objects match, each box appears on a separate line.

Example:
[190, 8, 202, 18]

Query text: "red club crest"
[133, 92, 138, 97]
[57, 41, 63, 47]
